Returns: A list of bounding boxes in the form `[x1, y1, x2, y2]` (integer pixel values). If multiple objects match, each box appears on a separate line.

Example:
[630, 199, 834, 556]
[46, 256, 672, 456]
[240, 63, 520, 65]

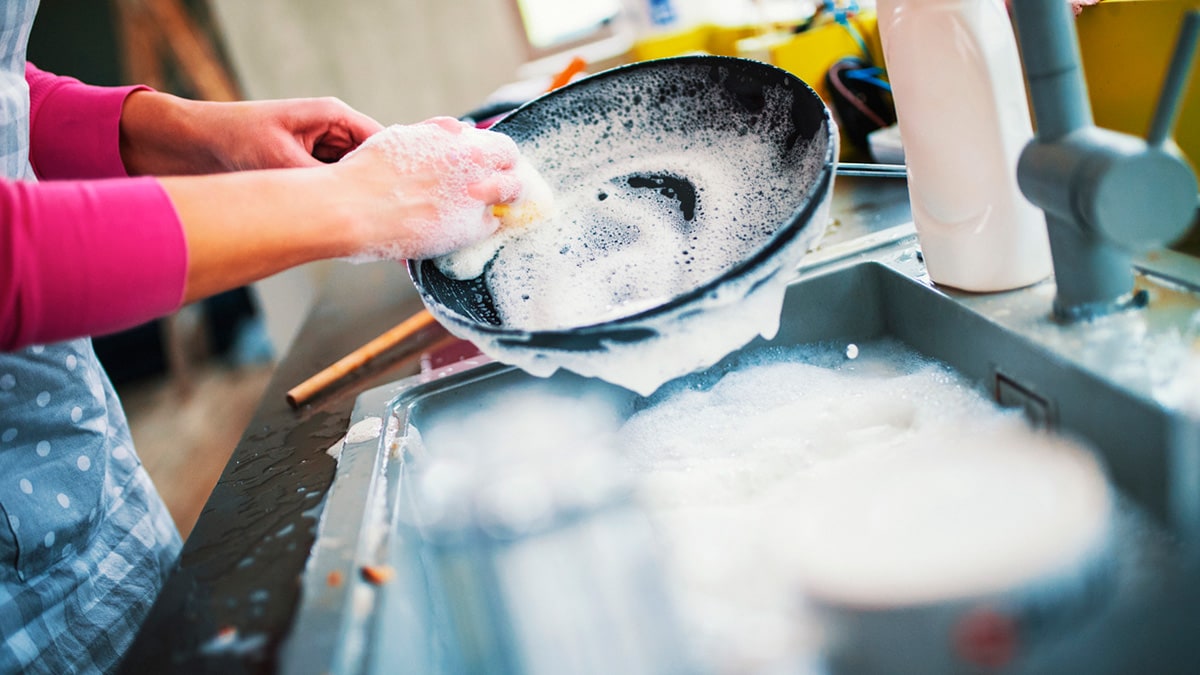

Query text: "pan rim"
[409, 54, 838, 345]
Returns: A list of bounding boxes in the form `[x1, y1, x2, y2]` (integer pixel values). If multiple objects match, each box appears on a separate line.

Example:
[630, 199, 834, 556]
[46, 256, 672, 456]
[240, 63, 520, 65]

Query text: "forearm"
[1, 165, 369, 350]
[159, 166, 361, 302]
[6, 98, 521, 349]
[119, 91, 383, 176]
[120, 91, 223, 176]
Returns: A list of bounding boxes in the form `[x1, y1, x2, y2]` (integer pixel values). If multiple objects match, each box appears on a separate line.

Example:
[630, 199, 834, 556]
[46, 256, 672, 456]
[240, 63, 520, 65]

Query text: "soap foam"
[410, 339, 1121, 673]
[405, 376, 633, 535]
[620, 341, 1112, 671]
[435, 82, 826, 330]
[424, 62, 836, 395]
[433, 158, 558, 280]
[343, 119, 522, 262]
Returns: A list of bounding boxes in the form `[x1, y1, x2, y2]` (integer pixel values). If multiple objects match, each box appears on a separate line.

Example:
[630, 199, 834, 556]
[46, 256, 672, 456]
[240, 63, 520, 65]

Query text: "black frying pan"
[409, 55, 837, 356]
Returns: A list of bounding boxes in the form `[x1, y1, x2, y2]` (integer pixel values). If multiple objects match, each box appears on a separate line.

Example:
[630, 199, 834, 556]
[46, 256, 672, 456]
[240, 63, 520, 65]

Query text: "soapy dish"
[409, 56, 838, 394]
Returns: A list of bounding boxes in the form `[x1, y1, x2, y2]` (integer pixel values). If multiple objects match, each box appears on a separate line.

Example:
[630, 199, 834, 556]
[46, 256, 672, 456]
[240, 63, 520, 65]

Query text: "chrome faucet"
[1010, 1, 1199, 321]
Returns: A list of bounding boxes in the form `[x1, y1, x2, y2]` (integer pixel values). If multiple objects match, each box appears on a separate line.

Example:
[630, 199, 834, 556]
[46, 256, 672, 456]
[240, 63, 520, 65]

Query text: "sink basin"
[282, 229, 1200, 675]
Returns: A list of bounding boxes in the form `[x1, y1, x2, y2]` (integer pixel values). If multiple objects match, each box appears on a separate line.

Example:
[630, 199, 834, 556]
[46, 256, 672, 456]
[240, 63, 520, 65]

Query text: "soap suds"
[410, 339, 1119, 673]
[434, 158, 557, 280]
[325, 436, 346, 462]
[343, 118, 522, 262]
[406, 377, 632, 535]
[435, 83, 826, 331]
[421, 61, 837, 395]
[622, 341, 1112, 670]
[346, 416, 384, 444]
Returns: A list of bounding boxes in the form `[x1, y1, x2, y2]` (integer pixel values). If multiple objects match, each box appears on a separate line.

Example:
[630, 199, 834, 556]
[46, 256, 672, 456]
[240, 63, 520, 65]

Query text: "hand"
[331, 117, 524, 260]
[120, 91, 384, 175]
[158, 117, 524, 303]
[196, 97, 385, 170]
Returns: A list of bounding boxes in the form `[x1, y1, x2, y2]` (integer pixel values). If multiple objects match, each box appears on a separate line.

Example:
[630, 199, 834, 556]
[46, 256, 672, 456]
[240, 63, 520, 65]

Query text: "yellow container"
[629, 24, 758, 61]
[1076, 0, 1200, 168]
[769, 11, 883, 110]
[628, 15, 883, 113]
[630, 24, 713, 61]
[1076, 0, 1200, 253]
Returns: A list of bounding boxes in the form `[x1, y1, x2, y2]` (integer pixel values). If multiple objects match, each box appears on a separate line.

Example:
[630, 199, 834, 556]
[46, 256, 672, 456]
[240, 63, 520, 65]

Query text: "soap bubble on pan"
[412, 56, 839, 396]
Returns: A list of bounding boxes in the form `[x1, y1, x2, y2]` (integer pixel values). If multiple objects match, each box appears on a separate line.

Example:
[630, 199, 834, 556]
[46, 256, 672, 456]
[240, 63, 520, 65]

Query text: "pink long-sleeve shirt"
[0, 65, 186, 351]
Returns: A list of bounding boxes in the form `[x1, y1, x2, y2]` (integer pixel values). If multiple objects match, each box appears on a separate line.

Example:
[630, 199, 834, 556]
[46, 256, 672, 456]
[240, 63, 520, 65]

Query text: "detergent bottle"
[877, 0, 1053, 291]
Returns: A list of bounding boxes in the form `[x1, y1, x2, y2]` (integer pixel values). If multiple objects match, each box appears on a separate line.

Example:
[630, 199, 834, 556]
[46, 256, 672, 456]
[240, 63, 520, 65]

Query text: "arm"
[0, 177, 186, 349]
[12, 65, 377, 347]
[162, 117, 524, 303]
[5, 65, 185, 349]
[0, 167, 355, 351]
[118, 90, 383, 175]
[3, 115, 521, 350]
[26, 63, 148, 180]
[27, 63, 381, 178]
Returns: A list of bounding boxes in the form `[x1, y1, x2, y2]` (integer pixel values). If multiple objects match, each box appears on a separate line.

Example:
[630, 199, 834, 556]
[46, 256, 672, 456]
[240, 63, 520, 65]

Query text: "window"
[511, 0, 623, 57]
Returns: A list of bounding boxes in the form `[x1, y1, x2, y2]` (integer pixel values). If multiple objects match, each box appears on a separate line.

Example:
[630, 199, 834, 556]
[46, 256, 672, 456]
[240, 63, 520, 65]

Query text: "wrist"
[321, 162, 385, 257]
[120, 91, 222, 175]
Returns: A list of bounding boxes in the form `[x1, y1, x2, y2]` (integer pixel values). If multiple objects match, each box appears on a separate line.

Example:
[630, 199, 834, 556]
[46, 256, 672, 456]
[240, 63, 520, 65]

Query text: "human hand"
[159, 117, 525, 302]
[201, 97, 385, 170]
[331, 117, 525, 261]
[120, 92, 384, 175]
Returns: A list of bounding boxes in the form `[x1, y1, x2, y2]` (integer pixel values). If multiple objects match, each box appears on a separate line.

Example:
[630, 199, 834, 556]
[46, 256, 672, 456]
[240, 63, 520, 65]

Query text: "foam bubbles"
[620, 340, 1113, 671]
[343, 118, 522, 262]
[404, 376, 632, 535]
[436, 83, 827, 331]
[433, 158, 557, 280]
[421, 60, 837, 395]
[409, 340, 1120, 673]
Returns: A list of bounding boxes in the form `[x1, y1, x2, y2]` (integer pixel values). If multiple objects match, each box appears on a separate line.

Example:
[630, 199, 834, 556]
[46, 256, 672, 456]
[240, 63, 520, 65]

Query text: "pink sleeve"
[3, 64, 189, 350]
[0, 177, 188, 351]
[25, 63, 148, 180]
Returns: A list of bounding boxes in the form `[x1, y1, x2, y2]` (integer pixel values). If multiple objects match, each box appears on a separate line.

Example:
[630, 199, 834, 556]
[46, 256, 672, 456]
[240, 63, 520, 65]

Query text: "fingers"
[340, 106, 385, 145]
[467, 144, 517, 172]
[468, 173, 524, 205]
[414, 116, 517, 172]
[307, 99, 385, 162]
[422, 116, 469, 135]
[278, 142, 327, 168]
[303, 96, 384, 142]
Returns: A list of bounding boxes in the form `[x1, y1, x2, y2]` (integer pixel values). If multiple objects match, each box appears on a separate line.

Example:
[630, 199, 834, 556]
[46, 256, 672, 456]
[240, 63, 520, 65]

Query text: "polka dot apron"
[0, 1, 182, 671]
[0, 341, 149, 580]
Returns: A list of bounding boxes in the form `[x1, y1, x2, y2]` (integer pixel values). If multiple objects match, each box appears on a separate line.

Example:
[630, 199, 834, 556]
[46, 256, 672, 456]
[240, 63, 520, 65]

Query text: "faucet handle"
[1148, 10, 1200, 148]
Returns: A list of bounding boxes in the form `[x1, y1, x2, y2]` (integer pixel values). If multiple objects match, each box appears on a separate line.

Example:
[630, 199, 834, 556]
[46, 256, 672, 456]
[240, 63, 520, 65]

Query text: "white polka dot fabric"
[0, 340, 182, 673]
[0, 341, 141, 574]
[0, 2, 182, 671]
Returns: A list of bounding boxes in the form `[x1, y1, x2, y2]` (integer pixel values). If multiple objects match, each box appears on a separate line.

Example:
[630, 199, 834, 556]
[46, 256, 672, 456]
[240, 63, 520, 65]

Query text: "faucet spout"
[1010, 0, 1092, 141]
[1010, 1, 1199, 322]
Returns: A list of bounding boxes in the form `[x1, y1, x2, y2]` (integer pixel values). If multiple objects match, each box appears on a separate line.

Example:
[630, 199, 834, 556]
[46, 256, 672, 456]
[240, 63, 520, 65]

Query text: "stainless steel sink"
[281, 224, 1200, 675]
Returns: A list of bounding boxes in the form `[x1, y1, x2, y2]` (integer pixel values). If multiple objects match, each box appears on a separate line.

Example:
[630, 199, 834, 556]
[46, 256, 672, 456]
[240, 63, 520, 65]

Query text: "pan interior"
[431, 58, 832, 332]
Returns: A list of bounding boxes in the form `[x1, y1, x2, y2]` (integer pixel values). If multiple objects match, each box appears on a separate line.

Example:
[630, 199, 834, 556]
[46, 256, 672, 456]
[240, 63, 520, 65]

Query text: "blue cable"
[843, 66, 892, 92]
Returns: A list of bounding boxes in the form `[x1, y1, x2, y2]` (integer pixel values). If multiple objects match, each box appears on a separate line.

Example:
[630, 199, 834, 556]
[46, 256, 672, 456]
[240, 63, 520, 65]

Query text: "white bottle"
[877, 0, 1053, 292]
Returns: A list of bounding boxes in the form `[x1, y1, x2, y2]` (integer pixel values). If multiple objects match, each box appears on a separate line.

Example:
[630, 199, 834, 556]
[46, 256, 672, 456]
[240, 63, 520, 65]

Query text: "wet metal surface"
[120, 263, 445, 675]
